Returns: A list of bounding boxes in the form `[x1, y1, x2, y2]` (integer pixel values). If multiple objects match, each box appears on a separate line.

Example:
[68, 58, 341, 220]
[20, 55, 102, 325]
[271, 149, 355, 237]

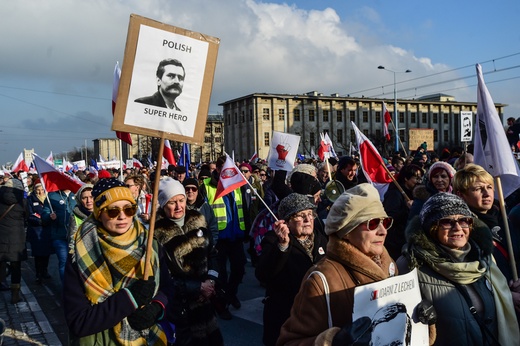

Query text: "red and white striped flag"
[249, 151, 258, 163]
[12, 152, 29, 172]
[112, 62, 133, 145]
[383, 102, 392, 142]
[164, 140, 177, 166]
[213, 154, 247, 202]
[46, 151, 54, 166]
[351, 122, 392, 199]
[32, 154, 83, 193]
[132, 158, 143, 168]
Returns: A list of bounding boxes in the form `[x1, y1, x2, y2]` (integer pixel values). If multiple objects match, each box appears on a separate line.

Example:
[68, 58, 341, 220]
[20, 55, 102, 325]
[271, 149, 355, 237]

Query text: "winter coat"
[255, 229, 328, 346]
[277, 234, 397, 346]
[398, 216, 518, 345]
[0, 185, 27, 261]
[154, 209, 222, 346]
[383, 182, 414, 261]
[42, 191, 76, 241]
[26, 193, 53, 257]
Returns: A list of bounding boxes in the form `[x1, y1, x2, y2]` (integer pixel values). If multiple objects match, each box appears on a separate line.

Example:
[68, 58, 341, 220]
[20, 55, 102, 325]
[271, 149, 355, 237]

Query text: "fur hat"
[3, 178, 24, 190]
[278, 193, 316, 220]
[428, 161, 456, 182]
[158, 177, 185, 208]
[420, 192, 472, 232]
[290, 171, 322, 196]
[325, 183, 387, 239]
[92, 178, 135, 219]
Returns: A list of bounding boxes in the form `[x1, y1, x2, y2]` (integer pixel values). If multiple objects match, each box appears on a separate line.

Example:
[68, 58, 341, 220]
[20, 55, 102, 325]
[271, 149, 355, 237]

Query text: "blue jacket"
[42, 191, 76, 241]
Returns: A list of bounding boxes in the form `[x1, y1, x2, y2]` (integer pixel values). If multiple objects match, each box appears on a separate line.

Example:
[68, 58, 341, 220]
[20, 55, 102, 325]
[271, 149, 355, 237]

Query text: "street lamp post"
[378, 66, 411, 154]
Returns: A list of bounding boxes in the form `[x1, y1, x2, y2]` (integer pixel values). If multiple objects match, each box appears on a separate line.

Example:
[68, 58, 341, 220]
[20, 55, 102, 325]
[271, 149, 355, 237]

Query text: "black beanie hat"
[290, 172, 322, 196]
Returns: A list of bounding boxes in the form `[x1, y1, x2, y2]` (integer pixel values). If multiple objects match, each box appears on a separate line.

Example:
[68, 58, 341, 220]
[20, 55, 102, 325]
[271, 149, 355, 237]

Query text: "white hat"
[158, 177, 185, 208]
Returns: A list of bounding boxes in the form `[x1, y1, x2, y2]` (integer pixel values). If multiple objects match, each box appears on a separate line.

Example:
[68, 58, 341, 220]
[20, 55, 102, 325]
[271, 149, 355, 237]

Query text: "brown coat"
[277, 235, 397, 346]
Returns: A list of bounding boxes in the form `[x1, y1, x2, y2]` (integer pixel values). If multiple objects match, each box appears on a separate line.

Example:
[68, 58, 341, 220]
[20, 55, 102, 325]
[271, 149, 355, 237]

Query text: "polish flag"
[383, 102, 392, 142]
[32, 154, 83, 193]
[112, 62, 133, 145]
[161, 156, 169, 170]
[46, 151, 55, 166]
[132, 158, 143, 168]
[351, 122, 392, 199]
[164, 140, 177, 166]
[317, 132, 337, 161]
[12, 153, 29, 172]
[249, 151, 258, 163]
[213, 154, 247, 202]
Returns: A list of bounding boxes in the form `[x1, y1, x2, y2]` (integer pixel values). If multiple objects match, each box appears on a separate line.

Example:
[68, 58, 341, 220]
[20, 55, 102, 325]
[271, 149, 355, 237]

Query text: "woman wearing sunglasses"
[155, 177, 223, 346]
[398, 193, 519, 345]
[64, 178, 170, 345]
[278, 184, 398, 345]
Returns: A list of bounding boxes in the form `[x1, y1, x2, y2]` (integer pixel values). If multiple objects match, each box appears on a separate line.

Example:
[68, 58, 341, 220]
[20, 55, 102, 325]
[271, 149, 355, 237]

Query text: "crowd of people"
[1, 143, 520, 345]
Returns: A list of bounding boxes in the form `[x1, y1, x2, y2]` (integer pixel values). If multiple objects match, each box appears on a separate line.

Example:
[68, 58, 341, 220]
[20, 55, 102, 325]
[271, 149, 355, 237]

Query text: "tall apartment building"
[219, 91, 506, 160]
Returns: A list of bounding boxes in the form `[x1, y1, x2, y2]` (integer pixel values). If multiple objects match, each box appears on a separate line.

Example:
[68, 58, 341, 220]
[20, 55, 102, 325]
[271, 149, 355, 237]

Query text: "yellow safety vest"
[203, 178, 245, 231]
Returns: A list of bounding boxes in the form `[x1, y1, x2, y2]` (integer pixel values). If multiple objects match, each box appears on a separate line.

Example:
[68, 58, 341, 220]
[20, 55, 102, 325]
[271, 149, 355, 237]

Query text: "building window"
[375, 111, 381, 123]
[434, 130, 438, 141]
[350, 111, 356, 122]
[422, 113, 428, 123]
[443, 113, 448, 123]
[309, 110, 315, 122]
[310, 132, 315, 147]
[350, 129, 355, 141]
[433, 113, 438, 124]
[363, 129, 369, 136]
[323, 110, 329, 122]
[399, 112, 404, 123]
[363, 111, 368, 123]
[205, 125, 211, 133]
[264, 132, 270, 146]
[234, 113, 238, 124]
[278, 109, 285, 121]
[215, 126, 221, 133]
[226, 114, 230, 125]
[411, 112, 416, 123]
[205, 136, 211, 143]
[337, 129, 343, 143]
[337, 110, 343, 122]
[294, 109, 301, 121]
[323, 129, 329, 135]
[249, 109, 253, 121]
[240, 111, 245, 123]
[215, 137, 221, 143]
[263, 108, 270, 121]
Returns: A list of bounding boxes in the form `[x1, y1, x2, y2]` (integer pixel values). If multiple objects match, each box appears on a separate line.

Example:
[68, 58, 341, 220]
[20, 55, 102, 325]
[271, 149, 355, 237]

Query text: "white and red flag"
[112, 62, 133, 145]
[213, 154, 247, 202]
[161, 156, 169, 170]
[473, 64, 520, 199]
[317, 132, 337, 161]
[351, 122, 393, 199]
[46, 151, 54, 166]
[249, 151, 258, 163]
[383, 102, 392, 142]
[32, 154, 83, 193]
[164, 140, 177, 166]
[132, 158, 143, 168]
[12, 152, 29, 172]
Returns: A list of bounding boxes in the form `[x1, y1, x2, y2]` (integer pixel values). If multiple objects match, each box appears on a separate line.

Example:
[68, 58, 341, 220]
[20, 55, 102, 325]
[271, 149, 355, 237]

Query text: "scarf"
[73, 218, 166, 345]
[36, 193, 46, 204]
[296, 232, 315, 260]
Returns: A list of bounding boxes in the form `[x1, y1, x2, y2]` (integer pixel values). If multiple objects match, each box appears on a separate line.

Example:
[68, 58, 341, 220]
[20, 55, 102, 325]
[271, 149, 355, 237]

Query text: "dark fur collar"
[154, 209, 207, 245]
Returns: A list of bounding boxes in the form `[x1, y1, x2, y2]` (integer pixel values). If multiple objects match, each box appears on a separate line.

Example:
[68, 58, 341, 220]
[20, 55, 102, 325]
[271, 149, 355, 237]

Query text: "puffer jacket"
[277, 234, 397, 346]
[398, 216, 512, 346]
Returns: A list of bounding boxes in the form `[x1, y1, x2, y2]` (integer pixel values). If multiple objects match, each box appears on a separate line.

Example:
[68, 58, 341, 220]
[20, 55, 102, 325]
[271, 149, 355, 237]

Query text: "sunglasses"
[185, 186, 198, 192]
[260, 173, 266, 176]
[125, 184, 136, 188]
[363, 217, 393, 231]
[102, 204, 137, 219]
[241, 170, 250, 173]
[437, 217, 473, 229]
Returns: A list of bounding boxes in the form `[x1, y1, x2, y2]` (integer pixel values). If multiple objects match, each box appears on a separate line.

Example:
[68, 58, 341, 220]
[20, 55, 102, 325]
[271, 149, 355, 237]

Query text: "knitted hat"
[428, 161, 456, 182]
[3, 178, 24, 190]
[158, 177, 185, 208]
[92, 178, 135, 219]
[98, 169, 112, 179]
[239, 163, 252, 172]
[174, 165, 186, 174]
[182, 178, 199, 189]
[325, 183, 387, 239]
[420, 193, 472, 232]
[198, 168, 211, 180]
[290, 172, 322, 196]
[75, 183, 94, 199]
[33, 178, 42, 188]
[278, 193, 316, 220]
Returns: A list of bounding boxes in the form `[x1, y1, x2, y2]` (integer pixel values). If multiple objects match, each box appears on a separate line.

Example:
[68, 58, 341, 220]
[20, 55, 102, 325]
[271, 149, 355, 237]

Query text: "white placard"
[461, 111, 473, 142]
[266, 131, 300, 171]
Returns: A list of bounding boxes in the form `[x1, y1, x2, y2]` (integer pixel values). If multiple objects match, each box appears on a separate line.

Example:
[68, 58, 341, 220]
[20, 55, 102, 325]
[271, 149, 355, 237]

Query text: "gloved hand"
[332, 316, 372, 346]
[127, 276, 156, 307]
[127, 302, 163, 331]
[416, 299, 437, 325]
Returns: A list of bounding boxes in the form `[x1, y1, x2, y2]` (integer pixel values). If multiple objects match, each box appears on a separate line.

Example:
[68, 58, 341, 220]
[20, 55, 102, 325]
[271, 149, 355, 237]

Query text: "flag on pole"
[351, 122, 392, 199]
[99, 154, 106, 163]
[383, 102, 392, 142]
[32, 154, 83, 193]
[164, 140, 177, 166]
[473, 64, 520, 199]
[249, 151, 258, 163]
[178, 143, 190, 174]
[46, 151, 54, 166]
[161, 156, 169, 170]
[132, 158, 143, 168]
[89, 158, 99, 171]
[12, 152, 29, 172]
[317, 132, 337, 161]
[112, 62, 133, 145]
[213, 154, 247, 202]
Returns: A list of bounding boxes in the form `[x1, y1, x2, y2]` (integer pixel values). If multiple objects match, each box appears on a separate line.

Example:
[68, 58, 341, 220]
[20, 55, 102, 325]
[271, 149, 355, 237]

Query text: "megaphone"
[323, 180, 345, 202]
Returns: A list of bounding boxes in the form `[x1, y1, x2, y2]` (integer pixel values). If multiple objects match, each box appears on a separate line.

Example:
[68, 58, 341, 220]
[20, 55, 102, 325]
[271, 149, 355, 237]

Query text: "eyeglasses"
[185, 186, 198, 192]
[362, 217, 393, 231]
[241, 170, 249, 173]
[102, 204, 137, 219]
[125, 184, 136, 188]
[437, 217, 473, 229]
[260, 173, 266, 176]
[291, 211, 316, 222]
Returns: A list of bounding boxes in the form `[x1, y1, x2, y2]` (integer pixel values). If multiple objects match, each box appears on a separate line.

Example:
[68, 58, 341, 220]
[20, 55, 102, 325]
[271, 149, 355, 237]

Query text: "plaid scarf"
[73, 217, 166, 345]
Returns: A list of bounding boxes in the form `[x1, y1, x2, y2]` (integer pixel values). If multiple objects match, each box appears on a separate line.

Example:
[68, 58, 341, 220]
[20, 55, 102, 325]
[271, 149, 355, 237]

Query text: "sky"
[1, 0, 519, 166]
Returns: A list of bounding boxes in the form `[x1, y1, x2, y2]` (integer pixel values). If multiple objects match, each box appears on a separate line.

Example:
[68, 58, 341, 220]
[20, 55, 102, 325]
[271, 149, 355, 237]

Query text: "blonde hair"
[452, 163, 493, 194]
